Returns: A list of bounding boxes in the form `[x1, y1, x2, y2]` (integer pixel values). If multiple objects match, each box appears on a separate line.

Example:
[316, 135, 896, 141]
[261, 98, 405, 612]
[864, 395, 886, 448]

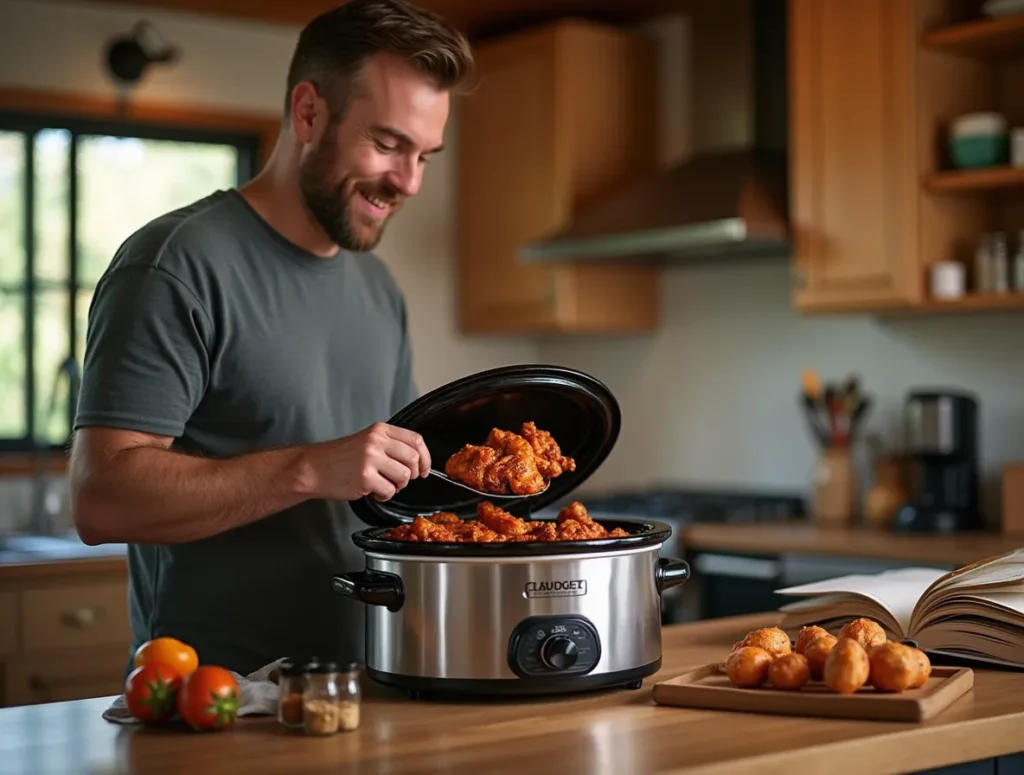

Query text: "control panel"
[507, 615, 602, 678]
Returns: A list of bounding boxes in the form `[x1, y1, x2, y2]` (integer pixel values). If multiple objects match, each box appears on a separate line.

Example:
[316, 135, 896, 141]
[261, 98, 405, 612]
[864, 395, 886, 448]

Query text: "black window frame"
[0, 110, 260, 453]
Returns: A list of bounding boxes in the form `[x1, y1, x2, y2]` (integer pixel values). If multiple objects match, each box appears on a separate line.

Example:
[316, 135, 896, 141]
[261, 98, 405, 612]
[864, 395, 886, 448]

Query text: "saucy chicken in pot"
[444, 422, 576, 495]
[381, 501, 628, 543]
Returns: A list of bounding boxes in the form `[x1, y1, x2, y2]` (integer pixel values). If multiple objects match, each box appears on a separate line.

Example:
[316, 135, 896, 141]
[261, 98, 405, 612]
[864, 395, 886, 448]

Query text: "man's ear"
[289, 81, 325, 145]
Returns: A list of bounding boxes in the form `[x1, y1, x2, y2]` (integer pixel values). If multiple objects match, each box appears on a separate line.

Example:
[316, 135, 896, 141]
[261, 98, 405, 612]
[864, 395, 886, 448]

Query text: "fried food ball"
[868, 641, 925, 693]
[823, 637, 870, 694]
[734, 627, 792, 658]
[725, 646, 772, 688]
[803, 633, 838, 680]
[768, 652, 811, 691]
[838, 618, 887, 650]
[906, 646, 932, 689]
[794, 625, 831, 655]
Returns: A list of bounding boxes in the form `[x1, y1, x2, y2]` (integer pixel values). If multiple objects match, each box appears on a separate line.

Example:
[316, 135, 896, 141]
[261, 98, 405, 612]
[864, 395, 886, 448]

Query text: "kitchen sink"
[0, 530, 127, 559]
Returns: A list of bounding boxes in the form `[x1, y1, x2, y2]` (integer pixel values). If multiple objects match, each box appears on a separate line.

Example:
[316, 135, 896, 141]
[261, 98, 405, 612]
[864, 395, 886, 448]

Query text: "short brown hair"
[284, 0, 475, 118]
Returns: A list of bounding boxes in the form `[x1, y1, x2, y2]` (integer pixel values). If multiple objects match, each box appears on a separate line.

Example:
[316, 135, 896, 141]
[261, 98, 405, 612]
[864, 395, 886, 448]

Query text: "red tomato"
[177, 665, 239, 732]
[124, 663, 182, 725]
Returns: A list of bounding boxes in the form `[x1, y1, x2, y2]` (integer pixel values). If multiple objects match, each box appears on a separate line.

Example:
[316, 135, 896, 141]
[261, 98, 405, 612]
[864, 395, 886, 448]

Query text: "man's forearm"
[74, 445, 315, 544]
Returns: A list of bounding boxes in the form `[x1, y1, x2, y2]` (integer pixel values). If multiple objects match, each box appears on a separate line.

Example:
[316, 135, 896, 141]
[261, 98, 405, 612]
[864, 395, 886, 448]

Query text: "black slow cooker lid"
[349, 364, 620, 527]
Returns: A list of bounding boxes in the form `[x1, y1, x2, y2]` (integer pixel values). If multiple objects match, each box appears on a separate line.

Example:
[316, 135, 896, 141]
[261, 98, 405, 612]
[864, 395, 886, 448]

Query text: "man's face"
[297, 53, 450, 252]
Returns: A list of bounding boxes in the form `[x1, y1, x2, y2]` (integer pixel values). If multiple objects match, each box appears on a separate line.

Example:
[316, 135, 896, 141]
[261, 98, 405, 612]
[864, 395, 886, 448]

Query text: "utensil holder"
[864, 456, 909, 530]
[811, 448, 856, 527]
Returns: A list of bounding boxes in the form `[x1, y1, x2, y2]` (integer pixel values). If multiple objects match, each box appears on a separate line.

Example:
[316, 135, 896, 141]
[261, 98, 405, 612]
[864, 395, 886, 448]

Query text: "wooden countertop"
[0, 552, 126, 582]
[680, 522, 1024, 566]
[2, 613, 1024, 775]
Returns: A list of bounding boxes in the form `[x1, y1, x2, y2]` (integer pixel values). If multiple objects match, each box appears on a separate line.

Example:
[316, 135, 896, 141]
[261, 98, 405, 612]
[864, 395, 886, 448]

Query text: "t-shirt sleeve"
[390, 292, 419, 415]
[74, 265, 212, 438]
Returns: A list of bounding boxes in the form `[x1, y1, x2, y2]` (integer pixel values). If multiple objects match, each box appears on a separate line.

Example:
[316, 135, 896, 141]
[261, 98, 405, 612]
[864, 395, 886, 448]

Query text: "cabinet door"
[456, 23, 660, 334]
[5, 648, 128, 706]
[457, 29, 564, 332]
[790, 0, 920, 311]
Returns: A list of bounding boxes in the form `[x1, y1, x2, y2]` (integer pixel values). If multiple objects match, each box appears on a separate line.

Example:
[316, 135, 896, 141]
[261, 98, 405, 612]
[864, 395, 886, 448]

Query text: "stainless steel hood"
[519, 0, 790, 264]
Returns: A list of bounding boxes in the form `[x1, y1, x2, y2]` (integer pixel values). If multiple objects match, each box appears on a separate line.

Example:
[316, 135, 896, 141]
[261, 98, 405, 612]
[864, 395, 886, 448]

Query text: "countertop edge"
[679, 522, 1024, 566]
[670, 713, 1024, 775]
[0, 554, 127, 582]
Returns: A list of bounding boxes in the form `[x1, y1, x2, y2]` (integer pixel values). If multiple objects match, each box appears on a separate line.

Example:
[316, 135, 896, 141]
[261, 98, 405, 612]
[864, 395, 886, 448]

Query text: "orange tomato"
[133, 637, 199, 678]
[177, 665, 239, 732]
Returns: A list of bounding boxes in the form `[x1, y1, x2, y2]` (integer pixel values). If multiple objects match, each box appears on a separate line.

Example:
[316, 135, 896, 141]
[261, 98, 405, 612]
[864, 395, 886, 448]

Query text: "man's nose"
[388, 156, 422, 198]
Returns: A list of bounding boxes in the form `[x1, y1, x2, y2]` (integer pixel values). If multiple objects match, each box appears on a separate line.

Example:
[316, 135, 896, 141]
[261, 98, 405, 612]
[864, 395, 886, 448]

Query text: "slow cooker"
[334, 365, 690, 699]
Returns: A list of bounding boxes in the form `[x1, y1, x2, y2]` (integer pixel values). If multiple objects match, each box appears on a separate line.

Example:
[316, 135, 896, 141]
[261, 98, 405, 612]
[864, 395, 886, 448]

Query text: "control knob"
[541, 635, 579, 670]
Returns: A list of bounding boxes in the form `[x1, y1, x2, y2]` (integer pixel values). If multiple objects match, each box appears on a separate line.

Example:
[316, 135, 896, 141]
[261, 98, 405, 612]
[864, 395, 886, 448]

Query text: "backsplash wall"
[538, 261, 1024, 527]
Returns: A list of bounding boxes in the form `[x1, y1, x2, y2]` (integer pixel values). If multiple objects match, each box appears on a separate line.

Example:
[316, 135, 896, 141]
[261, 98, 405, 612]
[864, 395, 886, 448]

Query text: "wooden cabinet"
[456, 20, 661, 333]
[789, 0, 922, 312]
[790, 0, 1024, 316]
[0, 560, 129, 708]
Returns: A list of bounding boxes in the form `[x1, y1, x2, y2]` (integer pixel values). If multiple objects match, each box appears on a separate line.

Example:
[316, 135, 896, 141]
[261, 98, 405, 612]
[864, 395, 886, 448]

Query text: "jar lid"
[279, 657, 320, 676]
[306, 660, 361, 674]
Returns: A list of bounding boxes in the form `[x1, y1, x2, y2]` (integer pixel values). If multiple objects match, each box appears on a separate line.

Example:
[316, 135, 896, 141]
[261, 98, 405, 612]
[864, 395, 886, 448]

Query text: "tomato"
[177, 665, 239, 732]
[124, 663, 182, 725]
[134, 637, 199, 678]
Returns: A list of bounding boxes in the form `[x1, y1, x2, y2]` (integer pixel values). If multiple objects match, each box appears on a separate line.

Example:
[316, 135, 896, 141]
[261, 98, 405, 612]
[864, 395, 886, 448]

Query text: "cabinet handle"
[60, 606, 101, 629]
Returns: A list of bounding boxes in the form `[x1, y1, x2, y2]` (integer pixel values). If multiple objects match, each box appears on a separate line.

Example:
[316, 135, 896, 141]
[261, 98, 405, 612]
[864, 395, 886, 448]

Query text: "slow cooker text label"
[523, 580, 588, 598]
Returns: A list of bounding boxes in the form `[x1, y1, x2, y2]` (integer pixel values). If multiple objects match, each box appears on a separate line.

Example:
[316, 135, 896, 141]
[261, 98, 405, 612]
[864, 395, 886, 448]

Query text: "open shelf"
[923, 13, 1024, 60]
[919, 292, 1024, 313]
[924, 165, 1024, 194]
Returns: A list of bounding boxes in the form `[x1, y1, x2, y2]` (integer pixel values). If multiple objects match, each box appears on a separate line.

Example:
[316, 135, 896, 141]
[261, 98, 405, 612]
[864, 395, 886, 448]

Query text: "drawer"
[4, 648, 128, 706]
[0, 592, 16, 655]
[21, 582, 131, 652]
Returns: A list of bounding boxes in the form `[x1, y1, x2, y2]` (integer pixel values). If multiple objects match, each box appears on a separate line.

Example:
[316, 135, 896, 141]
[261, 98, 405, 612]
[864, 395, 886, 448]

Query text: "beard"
[298, 132, 402, 252]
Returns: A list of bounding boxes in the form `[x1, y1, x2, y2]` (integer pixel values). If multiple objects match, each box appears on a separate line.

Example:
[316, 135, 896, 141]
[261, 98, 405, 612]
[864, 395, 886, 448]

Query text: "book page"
[775, 568, 947, 637]
[913, 550, 1024, 629]
[915, 618, 1024, 668]
[915, 590, 1024, 634]
[923, 549, 1024, 598]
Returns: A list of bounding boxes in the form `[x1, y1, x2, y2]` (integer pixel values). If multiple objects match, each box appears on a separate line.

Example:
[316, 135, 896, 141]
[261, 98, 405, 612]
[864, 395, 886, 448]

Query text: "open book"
[774, 548, 1024, 669]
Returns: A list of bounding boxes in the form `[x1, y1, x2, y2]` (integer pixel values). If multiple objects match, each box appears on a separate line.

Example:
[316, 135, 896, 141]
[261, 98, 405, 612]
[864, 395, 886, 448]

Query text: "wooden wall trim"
[0, 87, 281, 477]
[0, 87, 282, 166]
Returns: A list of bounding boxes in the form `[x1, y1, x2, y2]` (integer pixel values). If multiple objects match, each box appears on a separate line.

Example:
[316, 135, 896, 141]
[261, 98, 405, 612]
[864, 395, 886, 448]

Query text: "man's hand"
[302, 422, 431, 502]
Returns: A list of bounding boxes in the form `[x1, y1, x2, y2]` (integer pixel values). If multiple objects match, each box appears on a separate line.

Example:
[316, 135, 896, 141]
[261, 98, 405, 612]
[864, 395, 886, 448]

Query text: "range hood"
[519, 0, 790, 264]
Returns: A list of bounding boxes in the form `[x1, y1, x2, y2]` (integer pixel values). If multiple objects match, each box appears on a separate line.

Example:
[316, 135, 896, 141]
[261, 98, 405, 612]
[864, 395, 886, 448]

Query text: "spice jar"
[339, 663, 361, 732]
[277, 657, 318, 729]
[302, 660, 362, 735]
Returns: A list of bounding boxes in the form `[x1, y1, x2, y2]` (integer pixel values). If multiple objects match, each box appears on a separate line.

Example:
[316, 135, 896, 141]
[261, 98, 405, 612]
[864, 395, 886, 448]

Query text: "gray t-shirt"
[74, 188, 418, 676]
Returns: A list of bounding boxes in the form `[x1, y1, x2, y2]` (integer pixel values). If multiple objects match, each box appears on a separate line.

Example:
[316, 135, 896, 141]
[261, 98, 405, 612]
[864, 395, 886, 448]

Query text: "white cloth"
[102, 658, 287, 724]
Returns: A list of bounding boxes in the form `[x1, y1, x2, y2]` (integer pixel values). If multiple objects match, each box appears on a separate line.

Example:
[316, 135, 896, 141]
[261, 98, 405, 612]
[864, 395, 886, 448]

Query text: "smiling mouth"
[359, 191, 392, 211]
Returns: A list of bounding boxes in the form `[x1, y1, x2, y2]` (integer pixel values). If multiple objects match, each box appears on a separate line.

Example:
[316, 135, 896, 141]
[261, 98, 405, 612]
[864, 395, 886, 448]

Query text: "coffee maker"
[893, 390, 981, 533]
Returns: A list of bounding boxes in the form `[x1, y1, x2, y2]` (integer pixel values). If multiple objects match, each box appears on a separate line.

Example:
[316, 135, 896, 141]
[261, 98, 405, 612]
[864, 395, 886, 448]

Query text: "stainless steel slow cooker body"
[334, 520, 689, 698]
[339, 364, 692, 698]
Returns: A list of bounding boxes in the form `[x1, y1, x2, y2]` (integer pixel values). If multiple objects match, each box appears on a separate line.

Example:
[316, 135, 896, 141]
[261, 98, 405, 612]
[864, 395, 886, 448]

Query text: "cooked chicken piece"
[555, 501, 629, 539]
[381, 515, 458, 542]
[444, 445, 498, 492]
[527, 521, 558, 541]
[381, 502, 628, 543]
[520, 421, 576, 479]
[442, 423, 574, 495]
[429, 512, 463, 527]
[557, 501, 593, 525]
[476, 501, 530, 536]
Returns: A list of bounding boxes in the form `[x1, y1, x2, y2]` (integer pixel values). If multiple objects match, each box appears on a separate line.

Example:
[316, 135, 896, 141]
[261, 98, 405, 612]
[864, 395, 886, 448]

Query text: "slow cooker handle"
[332, 571, 405, 612]
[655, 557, 690, 594]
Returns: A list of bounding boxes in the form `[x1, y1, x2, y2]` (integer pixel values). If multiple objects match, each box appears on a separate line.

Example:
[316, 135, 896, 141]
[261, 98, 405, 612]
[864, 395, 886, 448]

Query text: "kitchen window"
[0, 113, 259, 453]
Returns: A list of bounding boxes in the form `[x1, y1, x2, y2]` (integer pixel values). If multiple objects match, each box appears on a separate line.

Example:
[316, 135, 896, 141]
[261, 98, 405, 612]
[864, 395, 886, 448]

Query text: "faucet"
[27, 355, 81, 536]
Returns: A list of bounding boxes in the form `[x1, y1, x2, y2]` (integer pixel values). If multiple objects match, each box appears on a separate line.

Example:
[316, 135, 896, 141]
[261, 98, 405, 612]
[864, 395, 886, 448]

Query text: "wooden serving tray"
[652, 662, 974, 722]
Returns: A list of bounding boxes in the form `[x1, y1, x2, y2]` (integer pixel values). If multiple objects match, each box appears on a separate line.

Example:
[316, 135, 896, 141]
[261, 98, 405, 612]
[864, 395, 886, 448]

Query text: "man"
[69, 0, 476, 677]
